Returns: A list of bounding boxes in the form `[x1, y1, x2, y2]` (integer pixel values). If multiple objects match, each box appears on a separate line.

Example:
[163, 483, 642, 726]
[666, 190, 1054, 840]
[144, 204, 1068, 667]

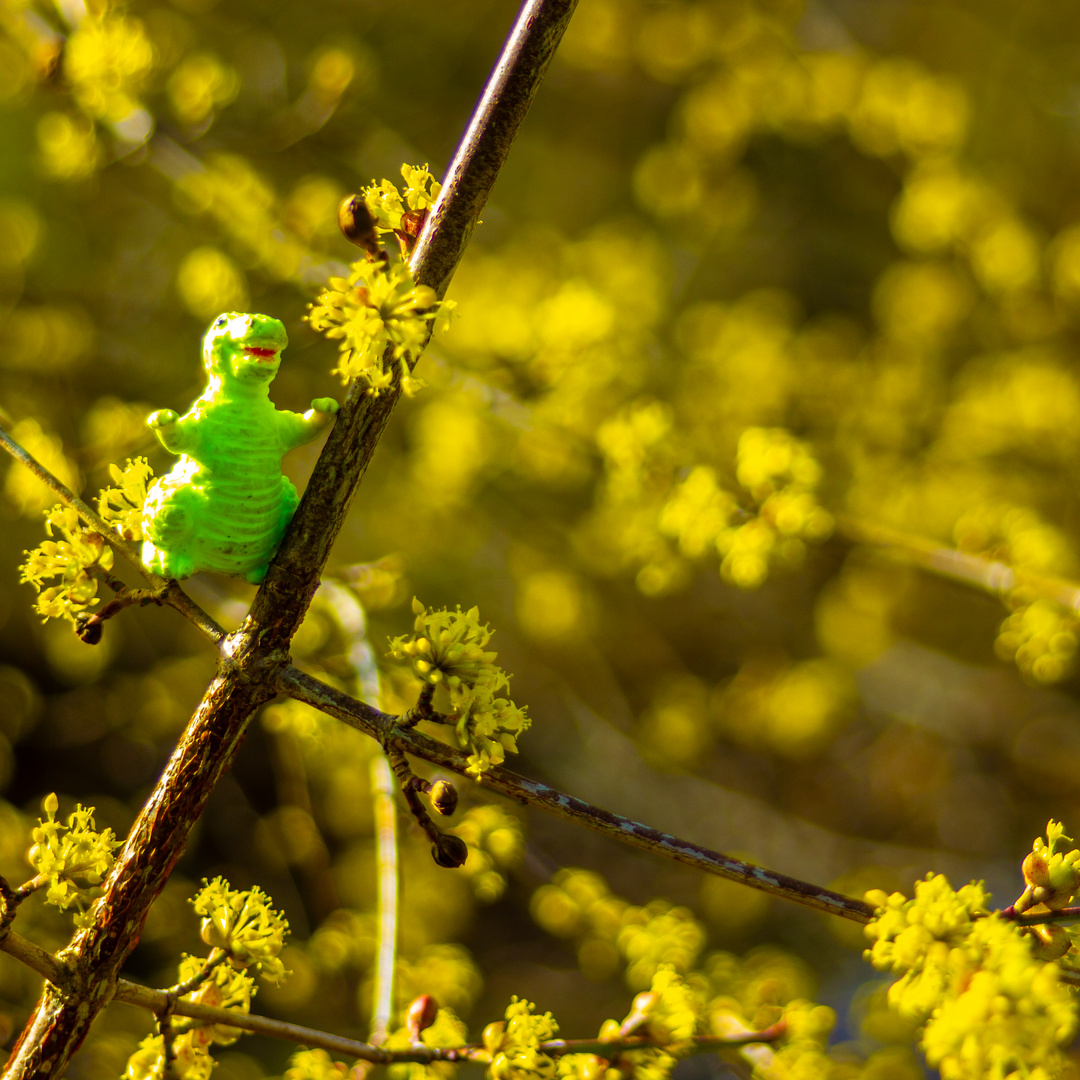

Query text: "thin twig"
[838, 516, 1080, 613]
[369, 755, 399, 1046]
[0, 423, 225, 645]
[275, 666, 876, 924]
[999, 904, 1080, 924]
[76, 586, 169, 644]
[0, 928, 69, 989]
[159, 1010, 180, 1080]
[107, 975, 785, 1061]
[165, 950, 228, 999]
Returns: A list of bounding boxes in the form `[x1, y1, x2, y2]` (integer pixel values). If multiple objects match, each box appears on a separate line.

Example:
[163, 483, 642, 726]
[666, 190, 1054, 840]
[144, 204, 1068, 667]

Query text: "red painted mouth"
[245, 347, 279, 361]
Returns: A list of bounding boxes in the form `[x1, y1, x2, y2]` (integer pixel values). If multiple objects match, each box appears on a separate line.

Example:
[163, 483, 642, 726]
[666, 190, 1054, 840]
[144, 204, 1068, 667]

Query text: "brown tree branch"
[274, 666, 877, 924]
[0, 3, 580, 1077]
[111, 976, 785, 1061]
[837, 516, 1080, 613]
[0, 929, 784, 1061]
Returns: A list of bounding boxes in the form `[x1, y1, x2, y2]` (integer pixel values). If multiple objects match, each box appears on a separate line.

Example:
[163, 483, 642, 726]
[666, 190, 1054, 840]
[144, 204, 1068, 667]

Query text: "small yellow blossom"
[191, 877, 290, 984]
[307, 259, 438, 394]
[27, 793, 120, 923]
[389, 600, 530, 776]
[97, 457, 153, 542]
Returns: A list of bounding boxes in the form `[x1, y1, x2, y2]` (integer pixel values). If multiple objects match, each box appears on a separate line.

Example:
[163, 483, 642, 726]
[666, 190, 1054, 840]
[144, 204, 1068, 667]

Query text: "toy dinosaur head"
[203, 313, 289, 386]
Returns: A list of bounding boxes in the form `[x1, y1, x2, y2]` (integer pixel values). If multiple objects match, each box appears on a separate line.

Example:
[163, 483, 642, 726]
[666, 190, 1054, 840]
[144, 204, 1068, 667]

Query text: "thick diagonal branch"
[247, 0, 579, 651]
[0, 3, 578, 1078]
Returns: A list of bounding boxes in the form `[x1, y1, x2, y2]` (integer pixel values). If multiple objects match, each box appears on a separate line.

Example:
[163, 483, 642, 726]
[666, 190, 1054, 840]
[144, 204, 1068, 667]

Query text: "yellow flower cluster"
[167, 53, 240, 129]
[19, 457, 152, 627]
[530, 868, 705, 989]
[995, 599, 1079, 685]
[738, 998, 838, 1079]
[174, 154, 311, 283]
[306, 164, 454, 391]
[307, 259, 438, 394]
[716, 428, 834, 590]
[450, 804, 524, 903]
[864, 870, 1077, 1079]
[1016, 821, 1080, 928]
[556, 967, 703, 1080]
[283, 1049, 348, 1080]
[191, 877, 290, 984]
[592, 415, 832, 596]
[175, 954, 255, 1045]
[97, 457, 153, 542]
[393, 944, 484, 1017]
[482, 997, 559, 1080]
[948, 502, 1080, 684]
[389, 599, 530, 776]
[19, 506, 114, 626]
[712, 657, 856, 760]
[123, 942, 259, 1080]
[64, 9, 154, 126]
[26, 793, 119, 924]
[26, 0, 157, 180]
[361, 163, 443, 239]
[124, 1033, 212, 1080]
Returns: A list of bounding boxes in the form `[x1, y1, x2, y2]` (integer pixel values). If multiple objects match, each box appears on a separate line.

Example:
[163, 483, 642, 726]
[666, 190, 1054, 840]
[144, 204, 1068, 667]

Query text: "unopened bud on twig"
[430, 780, 458, 816]
[431, 834, 468, 868]
[406, 994, 440, 1041]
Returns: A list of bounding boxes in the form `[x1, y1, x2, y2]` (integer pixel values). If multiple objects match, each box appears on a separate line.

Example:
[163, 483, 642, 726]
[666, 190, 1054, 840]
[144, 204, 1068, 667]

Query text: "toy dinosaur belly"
[142, 403, 299, 582]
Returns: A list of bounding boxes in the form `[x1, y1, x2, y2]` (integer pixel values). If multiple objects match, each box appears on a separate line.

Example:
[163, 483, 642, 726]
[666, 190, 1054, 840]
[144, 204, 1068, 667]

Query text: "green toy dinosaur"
[141, 312, 339, 584]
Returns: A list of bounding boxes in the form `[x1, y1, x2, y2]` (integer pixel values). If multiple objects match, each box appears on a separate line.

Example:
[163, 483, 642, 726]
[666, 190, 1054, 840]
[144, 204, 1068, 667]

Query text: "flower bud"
[75, 616, 103, 645]
[406, 994, 439, 1041]
[631, 992, 658, 1016]
[1023, 851, 1051, 887]
[430, 780, 458, 816]
[200, 917, 228, 950]
[432, 834, 469, 868]
[338, 196, 380, 256]
[482, 1021, 506, 1054]
[400, 209, 428, 240]
[1027, 922, 1072, 960]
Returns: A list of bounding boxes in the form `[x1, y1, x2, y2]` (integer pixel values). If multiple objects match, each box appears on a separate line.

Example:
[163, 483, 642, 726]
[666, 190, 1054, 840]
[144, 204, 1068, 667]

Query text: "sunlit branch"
[0, 928, 68, 989]
[275, 665, 877, 924]
[0, 423, 225, 645]
[369, 755, 400, 1046]
[838, 516, 1080, 613]
[109, 980, 786, 1061]
[999, 904, 1080, 923]
[0, 927, 786, 1062]
[410, 0, 581, 299]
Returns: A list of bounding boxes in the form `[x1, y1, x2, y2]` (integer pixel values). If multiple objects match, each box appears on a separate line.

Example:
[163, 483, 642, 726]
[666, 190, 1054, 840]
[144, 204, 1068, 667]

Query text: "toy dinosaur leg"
[142, 481, 201, 580]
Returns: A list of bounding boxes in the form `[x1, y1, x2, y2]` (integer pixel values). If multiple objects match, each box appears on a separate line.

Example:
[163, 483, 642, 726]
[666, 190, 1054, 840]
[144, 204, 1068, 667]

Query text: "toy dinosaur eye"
[214, 316, 227, 327]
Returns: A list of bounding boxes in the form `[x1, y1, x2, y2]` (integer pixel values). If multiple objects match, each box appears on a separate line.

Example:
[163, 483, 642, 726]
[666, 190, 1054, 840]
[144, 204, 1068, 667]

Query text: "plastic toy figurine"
[141, 312, 339, 584]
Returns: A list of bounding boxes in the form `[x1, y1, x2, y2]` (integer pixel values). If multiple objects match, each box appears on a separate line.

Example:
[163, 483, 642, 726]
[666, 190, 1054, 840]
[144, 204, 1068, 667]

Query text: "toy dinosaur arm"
[277, 398, 339, 450]
[147, 409, 198, 454]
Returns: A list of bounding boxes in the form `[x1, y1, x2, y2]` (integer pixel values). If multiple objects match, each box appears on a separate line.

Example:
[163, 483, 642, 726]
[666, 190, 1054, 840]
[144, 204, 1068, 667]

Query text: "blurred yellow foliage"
[176, 246, 249, 320]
